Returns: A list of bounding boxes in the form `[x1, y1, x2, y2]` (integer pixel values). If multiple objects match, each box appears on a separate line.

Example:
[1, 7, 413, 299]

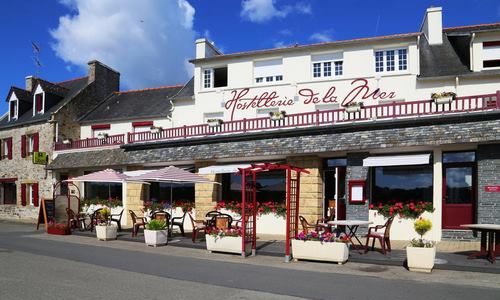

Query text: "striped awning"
[66, 169, 129, 183]
[129, 166, 217, 184]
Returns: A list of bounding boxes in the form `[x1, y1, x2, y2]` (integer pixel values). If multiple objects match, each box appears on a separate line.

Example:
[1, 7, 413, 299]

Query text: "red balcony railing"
[55, 134, 125, 151]
[55, 92, 498, 151]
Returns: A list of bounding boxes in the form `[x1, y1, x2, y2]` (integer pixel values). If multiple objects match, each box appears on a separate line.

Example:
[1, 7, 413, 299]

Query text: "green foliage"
[409, 218, 434, 248]
[81, 197, 122, 208]
[146, 219, 167, 231]
[370, 201, 434, 219]
[100, 207, 111, 220]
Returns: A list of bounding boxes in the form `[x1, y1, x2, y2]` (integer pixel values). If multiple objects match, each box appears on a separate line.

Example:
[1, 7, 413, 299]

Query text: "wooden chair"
[188, 212, 206, 243]
[129, 210, 147, 237]
[364, 217, 394, 254]
[299, 216, 322, 233]
[171, 211, 186, 236]
[110, 208, 124, 231]
[66, 208, 85, 231]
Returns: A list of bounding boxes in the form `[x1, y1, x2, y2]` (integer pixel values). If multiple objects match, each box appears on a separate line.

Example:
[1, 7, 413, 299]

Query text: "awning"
[363, 154, 430, 167]
[198, 164, 251, 175]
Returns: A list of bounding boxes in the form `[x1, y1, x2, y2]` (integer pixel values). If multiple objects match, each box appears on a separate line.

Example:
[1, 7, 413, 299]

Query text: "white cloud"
[310, 31, 334, 43]
[241, 0, 311, 23]
[51, 0, 196, 89]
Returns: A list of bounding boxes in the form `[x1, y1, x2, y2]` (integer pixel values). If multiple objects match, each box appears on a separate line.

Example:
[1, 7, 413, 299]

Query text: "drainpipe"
[469, 33, 475, 71]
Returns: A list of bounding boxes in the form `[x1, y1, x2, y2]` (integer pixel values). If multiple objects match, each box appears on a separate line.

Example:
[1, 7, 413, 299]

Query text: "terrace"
[54, 91, 499, 152]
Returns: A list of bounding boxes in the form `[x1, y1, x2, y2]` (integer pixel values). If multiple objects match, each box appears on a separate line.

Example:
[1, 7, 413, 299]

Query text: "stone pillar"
[125, 183, 149, 228]
[346, 152, 370, 232]
[286, 156, 323, 223]
[432, 148, 443, 241]
[195, 161, 220, 219]
[477, 144, 500, 224]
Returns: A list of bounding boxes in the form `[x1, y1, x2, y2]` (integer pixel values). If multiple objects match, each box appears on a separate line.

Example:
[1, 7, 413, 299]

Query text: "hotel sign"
[224, 78, 396, 120]
[484, 185, 500, 192]
[32, 152, 48, 165]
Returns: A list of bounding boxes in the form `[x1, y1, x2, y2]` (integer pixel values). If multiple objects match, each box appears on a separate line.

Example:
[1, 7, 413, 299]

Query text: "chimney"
[195, 38, 221, 59]
[87, 60, 120, 100]
[421, 7, 443, 45]
[25, 75, 34, 92]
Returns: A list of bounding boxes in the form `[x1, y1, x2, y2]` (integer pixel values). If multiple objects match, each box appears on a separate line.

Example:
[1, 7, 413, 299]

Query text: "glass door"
[443, 165, 475, 229]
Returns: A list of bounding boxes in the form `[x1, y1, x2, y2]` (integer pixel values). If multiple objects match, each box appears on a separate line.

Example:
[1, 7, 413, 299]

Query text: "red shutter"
[21, 184, 27, 206]
[33, 183, 39, 207]
[21, 135, 26, 158]
[7, 137, 12, 160]
[33, 133, 39, 152]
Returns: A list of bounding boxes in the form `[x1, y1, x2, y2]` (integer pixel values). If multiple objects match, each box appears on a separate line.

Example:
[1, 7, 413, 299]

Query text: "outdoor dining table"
[327, 220, 373, 249]
[460, 224, 500, 263]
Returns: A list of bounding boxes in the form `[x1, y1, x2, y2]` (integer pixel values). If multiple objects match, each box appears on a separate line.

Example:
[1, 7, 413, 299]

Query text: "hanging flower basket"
[150, 126, 163, 134]
[344, 102, 363, 113]
[431, 92, 456, 104]
[207, 118, 223, 127]
[269, 111, 286, 121]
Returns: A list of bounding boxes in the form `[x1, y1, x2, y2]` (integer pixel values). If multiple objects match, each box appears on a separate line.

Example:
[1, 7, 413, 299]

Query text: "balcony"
[54, 92, 499, 152]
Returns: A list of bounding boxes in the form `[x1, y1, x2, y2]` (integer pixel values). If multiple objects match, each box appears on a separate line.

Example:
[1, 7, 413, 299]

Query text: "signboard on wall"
[484, 185, 500, 192]
[32, 152, 48, 165]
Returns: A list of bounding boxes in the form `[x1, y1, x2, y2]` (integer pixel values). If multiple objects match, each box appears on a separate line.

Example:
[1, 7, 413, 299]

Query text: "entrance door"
[443, 164, 475, 229]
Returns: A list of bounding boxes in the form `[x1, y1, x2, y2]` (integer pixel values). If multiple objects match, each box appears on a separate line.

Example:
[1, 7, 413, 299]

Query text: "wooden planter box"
[144, 229, 168, 247]
[406, 246, 436, 273]
[95, 225, 118, 241]
[292, 240, 349, 264]
[47, 227, 70, 235]
[205, 235, 251, 255]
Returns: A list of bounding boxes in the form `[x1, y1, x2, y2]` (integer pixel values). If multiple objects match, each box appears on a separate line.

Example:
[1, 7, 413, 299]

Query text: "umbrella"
[129, 166, 219, 214]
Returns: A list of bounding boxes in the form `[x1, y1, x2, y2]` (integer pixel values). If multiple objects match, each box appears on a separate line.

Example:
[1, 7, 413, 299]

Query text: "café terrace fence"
[55, 92, 499, 151]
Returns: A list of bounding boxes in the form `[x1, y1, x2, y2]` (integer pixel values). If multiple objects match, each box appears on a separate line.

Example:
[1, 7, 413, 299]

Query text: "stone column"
[432, 148, 443, 241]
[346, 152, 370, 233]
[125, 183, 149, 228]
[195, 161, 220, 219]
[477, 144, 500, 225]
[286, 156, 323, 224]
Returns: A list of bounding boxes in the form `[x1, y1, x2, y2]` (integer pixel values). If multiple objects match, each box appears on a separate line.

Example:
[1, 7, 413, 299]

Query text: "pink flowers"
[295, 230, 349, 243]
[371, 200, 434, 219]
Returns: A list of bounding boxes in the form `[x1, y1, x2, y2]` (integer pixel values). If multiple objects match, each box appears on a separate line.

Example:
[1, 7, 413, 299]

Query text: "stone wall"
[346, 152, 370, 234]
[195, 161, 220, 219]
[286, 156, 323, 224]
[477, 144, 500, 224]
[125, 183, 149, 227]
[0, 205, 38, 222]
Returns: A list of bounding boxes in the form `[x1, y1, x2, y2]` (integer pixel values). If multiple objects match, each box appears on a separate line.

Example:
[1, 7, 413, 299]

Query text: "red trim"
[21, 135, 26, 158]
[348, 180, 366, 204]
[91, 124, 111, 130]
[7, 137, 12, 160]
[21, 184, 26, 206]
[132, 121, 153, 127]
[33, 133, 39, 152]
[0, 178, 17, 183]
[483, 41, 500, 47]
[33, 183, 39, 207]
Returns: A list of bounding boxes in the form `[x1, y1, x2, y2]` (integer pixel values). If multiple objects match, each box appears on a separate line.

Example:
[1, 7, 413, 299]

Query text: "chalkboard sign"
[36, 199, 55, 231]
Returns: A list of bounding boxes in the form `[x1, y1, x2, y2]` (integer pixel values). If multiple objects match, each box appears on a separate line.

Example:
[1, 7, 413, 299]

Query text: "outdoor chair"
[151, 210, 171, 235]
[213, 214, 233, 230]
[89, 208, 104, 232]
[188, 212, 206, 243]
[171, 211, 186, 236]
[364, 216, 394, 255]
[129, 210, 147, 237]
[205, 211, 221, 228]
[66, 208, 85, 231]
[316, 208, 336, 232]
[299, 216, 322, 233]
[109, 208, 124, 232]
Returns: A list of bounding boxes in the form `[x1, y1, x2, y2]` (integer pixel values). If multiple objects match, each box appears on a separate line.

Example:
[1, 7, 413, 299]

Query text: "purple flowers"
[296, 230, 349, 243]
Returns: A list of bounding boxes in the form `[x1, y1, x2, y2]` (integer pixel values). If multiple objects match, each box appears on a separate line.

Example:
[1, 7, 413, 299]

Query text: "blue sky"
[1, 0, 499, 114]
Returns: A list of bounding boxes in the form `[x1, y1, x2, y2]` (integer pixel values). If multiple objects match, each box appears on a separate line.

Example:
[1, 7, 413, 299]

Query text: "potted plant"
[144, 219, 169, 247]
[269, 111, 286, 121]
[47, 221, 71, 235]
[205, 228, 251, 255]
[431, 92, 456, 104]
[95, 207, 118, 241]
[406, 218, 435, 273]
[344, 102, 363, 113]
[292, 230, 350, 264]
[207, 118, 223, 127]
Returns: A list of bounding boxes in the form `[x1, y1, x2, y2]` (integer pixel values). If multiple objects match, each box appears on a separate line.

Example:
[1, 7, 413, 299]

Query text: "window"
[203, 67, 228, 89]
[91, 124, 111, 138]
[132, 121, 153, 133]
[375, 48, 408, 73]
[149, 182, 194, 204]
[21, 134, 38, 158]
[27, 135, 35, 156]
[9, 100, 18, 120]
[254, 59, 283, 84]
[1, 182, 17, 205]
[311, 53, 343, 79]
[222, 170, 286, 203]
[84, 171, 123, 201]
[1, 139, 10, 159]
[371, 164, 433, 205]
[482, 41, 500, 68]
[35, 94, 43, 113]
[21, 183, 38, 206]
[443, 151, 475, 163]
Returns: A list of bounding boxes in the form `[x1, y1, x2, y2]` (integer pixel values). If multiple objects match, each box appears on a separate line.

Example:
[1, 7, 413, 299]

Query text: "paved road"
[1, 222, 499, 300]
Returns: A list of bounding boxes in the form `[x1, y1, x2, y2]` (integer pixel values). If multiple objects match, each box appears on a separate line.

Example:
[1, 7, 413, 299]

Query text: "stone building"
[46, 7, 500, 241]
[0, 61, 119, 221]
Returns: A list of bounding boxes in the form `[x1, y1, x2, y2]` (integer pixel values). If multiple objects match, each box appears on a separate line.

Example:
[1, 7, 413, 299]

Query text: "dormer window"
[35, 94, 43, 114]
[9, 100, 18, 120]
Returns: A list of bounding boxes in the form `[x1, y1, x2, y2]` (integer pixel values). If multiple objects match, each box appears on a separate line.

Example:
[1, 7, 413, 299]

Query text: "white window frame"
[32, 84, 45, 116]
[374, 48, 408, 74]
[311, 58, 343, 79]
[26, 135, 35, 156]
[1, 139, 8, 159]
[9, 99, 18, 121]
[202, 68, 213, 89]
[254, 59, 283, 85]
[27, 184, 34, 206]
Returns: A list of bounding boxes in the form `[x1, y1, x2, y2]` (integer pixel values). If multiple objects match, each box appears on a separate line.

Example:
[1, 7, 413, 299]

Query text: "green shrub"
[146, 220, 167, 231]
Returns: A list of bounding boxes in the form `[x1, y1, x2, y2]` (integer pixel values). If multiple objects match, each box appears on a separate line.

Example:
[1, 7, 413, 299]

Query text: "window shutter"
[21, 135, 26, 158]
[33, 133, 39, 152]
[33, 183, 39, 207]
[7, 137, 12, 160]
[21, 184, 27, 206]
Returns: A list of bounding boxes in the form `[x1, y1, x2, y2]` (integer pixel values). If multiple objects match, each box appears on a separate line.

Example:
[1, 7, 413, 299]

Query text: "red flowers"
[215, 200, 287, 218]
[370, 200, 434, 219]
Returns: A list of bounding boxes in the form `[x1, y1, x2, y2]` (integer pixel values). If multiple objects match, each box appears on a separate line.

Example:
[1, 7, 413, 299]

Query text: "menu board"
[36, 199, 55, 231]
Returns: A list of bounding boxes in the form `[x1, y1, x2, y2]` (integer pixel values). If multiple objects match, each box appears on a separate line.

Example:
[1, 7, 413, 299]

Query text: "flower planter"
[434, 96, 453, 104]
[205, 235, 251, 255]
[47, 227, 70, 235]
[406, 246, 436, 273]
[95, 225, 118, 241]
[144, 229, 168, 247]
[292, 240, 349, 264]
[207, 119, 222, 127]
[345, 104, 362, 113]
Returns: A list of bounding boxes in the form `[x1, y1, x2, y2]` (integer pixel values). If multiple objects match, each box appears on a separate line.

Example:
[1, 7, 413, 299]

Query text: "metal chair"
[188, 212, 206, 243]
[110, 208, 124, 231]
[66, 208, 86, 231]
[129, 210, 147, 237]
[171, 211, 186, 236]
[299, 215, 322, 233]
[364, 217, 394, 254]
